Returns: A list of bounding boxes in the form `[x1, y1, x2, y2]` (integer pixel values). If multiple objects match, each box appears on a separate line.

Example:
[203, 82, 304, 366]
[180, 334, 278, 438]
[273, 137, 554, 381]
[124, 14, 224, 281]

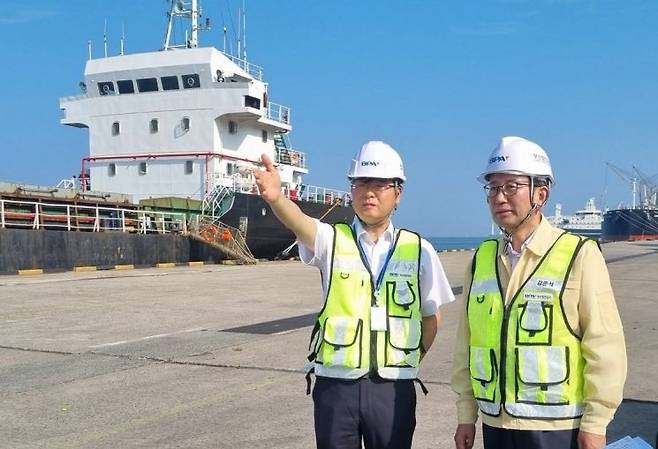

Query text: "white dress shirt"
[298, 218, 455, 316]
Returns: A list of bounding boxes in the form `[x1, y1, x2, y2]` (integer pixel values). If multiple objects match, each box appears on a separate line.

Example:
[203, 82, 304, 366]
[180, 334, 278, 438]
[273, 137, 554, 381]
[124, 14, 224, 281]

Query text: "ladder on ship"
[193, 185, 257, 264]
[274, 132, 292, 165]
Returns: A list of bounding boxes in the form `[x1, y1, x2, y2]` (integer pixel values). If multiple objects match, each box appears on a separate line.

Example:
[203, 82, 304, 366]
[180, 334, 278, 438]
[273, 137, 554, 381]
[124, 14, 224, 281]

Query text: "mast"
[163, 0, 202, 51]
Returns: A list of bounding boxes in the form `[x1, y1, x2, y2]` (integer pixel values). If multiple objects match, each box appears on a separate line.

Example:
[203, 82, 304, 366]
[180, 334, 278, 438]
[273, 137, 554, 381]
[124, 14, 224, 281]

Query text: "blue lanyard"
[356, 228, 397, 299]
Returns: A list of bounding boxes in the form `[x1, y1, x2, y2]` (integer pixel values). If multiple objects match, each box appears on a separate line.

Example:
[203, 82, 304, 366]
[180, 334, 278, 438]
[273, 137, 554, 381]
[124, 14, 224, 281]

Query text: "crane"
[605, 162, 639, 209]
[632, 165, 658, 209]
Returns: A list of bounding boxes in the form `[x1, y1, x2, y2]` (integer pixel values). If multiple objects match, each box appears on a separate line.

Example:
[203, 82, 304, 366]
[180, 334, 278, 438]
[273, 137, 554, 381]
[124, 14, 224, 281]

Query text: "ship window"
[262, 130, 268, 143]
[185, 160, 194, 174]
[228, 120, 237, 134]
[98, 81, 115, 96]
[182, 73, 200, 89]
[108, 163, 116, 177]
[112, 121, 120, 135]
[117, 80, 135, 94]
[182, 117, 191, 132]
[226, 162, 236, 175]
[161, 75, 180, 90]
[139, 162, 148, 175]
[150, 118, 159, 133]
[245, 95, 261, 109]
[137, 77, 159, 92]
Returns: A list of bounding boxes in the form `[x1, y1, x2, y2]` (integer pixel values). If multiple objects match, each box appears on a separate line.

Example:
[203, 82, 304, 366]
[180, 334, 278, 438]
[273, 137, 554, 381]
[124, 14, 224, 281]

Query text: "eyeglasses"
[483, 182, 530, 198]
[351, 178, 397, 192]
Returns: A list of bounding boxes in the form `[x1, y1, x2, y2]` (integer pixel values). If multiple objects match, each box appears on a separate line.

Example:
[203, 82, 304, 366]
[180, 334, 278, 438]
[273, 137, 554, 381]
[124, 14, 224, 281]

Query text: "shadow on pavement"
[608, 399, 658, 448]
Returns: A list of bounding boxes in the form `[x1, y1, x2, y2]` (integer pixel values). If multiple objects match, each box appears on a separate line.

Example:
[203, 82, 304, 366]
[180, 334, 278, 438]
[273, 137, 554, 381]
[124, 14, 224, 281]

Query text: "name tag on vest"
[534, 278, 562, 291]
[523, 292, 553, 302]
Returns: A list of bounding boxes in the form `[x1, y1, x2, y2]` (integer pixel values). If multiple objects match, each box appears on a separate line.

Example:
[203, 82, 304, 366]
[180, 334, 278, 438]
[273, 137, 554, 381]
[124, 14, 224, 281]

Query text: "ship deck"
[1, 241, 657, 448]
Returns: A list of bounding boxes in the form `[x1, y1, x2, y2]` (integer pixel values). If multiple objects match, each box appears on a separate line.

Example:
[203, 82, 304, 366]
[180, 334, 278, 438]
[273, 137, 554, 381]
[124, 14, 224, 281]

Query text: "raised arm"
[253, 153, 317, 250]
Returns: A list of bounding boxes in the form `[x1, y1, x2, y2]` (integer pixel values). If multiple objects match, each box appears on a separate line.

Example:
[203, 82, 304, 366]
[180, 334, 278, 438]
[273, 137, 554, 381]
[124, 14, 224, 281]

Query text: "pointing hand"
[253, 153, 282, 204]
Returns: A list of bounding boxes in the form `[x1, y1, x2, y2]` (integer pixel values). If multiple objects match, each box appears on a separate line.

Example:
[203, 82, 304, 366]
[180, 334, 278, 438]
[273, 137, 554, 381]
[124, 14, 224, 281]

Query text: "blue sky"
[1, 0, 657, 236]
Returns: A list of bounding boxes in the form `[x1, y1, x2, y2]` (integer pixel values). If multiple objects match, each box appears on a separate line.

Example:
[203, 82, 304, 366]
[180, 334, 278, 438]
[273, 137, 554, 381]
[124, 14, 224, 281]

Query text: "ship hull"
[221, 192, 354, 259]
[602, 208, 658, 242]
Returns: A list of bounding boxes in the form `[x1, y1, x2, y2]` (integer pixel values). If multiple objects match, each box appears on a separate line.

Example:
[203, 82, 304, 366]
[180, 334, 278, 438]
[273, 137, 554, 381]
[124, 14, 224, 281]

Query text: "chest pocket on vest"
[515, 346, 570, 405]
[317, 316, 363, 369]
[516, 301, 554, 346]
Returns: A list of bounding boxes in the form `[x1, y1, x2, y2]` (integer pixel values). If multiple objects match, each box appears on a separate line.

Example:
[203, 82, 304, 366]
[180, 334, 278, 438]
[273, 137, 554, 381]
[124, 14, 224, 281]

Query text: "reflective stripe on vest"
[310, 223, 422, 380]
[468, 233, 586, 419]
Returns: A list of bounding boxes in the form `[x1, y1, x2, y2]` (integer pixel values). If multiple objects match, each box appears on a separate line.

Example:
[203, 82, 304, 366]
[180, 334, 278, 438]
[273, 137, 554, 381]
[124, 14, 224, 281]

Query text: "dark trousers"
[313, 376, 416, 449]
[483, 423, 579, 449]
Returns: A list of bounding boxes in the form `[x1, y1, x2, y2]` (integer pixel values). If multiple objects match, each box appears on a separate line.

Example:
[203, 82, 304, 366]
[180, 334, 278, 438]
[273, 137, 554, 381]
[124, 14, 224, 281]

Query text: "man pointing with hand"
[254, 141, 455, 449]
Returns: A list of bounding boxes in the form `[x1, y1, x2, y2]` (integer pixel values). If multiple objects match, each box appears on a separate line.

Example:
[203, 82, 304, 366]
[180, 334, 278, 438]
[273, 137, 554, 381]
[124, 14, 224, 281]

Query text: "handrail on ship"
[212, 174, 350, 206]
[0, 198, 188, 234]
[267, 102, 290, 125]
[220, 52, 264, 81]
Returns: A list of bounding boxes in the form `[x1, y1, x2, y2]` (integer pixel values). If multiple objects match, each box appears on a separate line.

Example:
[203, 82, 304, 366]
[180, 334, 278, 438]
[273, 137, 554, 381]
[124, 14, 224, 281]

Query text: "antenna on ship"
[237, 5, 241, 59]
[223, 26, 227, 52]
[103, 19, 108, 57]
[87, 40, 92, 60]
[120, 22, 125, 55]
[242, 0, 247, 61]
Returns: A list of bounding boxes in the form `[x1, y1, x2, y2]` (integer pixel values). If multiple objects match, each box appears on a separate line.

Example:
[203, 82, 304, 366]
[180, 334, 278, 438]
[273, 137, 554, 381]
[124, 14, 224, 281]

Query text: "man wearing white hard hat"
[255, 141, 455, 449]
[451, 136, 626, 449]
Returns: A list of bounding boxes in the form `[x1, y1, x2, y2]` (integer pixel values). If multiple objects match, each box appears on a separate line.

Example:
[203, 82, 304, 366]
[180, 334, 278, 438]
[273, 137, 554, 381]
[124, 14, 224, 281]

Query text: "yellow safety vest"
[308, 223, 422, 380]
[468, 232, 587, 419]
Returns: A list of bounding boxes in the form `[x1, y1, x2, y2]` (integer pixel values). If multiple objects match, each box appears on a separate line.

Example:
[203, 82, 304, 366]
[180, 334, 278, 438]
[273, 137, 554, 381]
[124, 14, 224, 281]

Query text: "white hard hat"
[478, 136, 554, 184]
[347, 141, 406, 182]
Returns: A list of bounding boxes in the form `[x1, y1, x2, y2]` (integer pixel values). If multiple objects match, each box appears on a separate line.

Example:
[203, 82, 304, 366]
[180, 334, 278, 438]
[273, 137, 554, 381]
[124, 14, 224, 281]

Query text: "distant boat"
[547, 198, 602, 239]
[601, 163, 658, 242]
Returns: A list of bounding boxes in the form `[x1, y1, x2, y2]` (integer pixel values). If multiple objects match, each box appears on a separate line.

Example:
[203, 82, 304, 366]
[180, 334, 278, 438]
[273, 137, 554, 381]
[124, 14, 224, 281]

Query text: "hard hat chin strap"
[500, 177, 544, 252]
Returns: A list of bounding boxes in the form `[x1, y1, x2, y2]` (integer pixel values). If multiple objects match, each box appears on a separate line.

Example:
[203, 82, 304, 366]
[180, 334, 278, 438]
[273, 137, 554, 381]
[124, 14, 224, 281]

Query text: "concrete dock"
[1, 241, 657, 448]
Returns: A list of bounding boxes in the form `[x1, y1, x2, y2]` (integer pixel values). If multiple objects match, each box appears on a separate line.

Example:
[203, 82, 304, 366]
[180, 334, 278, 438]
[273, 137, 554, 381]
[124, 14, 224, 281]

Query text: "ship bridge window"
[182, 73, 200, 89]
[112, 121, 120, 136]
[137, 77, 159, 93]
[245, 95, 261, 109]
[98, 81, 115, 96]
[117, 80, 135, 94]
[150, 118, 159, 133]
[161, 75, 179, 90]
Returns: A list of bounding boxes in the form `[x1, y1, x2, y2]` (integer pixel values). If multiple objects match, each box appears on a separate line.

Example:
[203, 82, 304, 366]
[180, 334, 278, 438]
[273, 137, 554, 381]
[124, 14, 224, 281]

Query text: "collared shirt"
[451, 216, 627, 435]
[298, 218, 455, 316]
[506, 230, 536, 271]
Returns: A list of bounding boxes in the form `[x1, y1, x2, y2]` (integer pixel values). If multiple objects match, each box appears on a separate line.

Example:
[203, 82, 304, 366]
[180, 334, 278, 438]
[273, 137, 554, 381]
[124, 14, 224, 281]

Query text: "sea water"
[428, 236, 492, 251]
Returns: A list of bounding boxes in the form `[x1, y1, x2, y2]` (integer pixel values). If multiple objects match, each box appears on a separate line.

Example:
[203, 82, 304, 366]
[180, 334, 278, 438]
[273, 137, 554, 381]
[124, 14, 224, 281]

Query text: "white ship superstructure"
[57, 0, 353, 259]
[59, 1, 306, 202]
[548, 198, 603, 239]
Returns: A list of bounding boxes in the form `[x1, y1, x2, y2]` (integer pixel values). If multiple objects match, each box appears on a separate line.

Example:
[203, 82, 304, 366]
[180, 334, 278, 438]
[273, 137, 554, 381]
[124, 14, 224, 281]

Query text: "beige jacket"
[451, 217, 627, 435]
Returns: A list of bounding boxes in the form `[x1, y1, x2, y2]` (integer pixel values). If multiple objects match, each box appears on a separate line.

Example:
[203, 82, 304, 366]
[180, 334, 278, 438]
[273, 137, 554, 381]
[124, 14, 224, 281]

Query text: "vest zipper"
[499, 301, 513, 412]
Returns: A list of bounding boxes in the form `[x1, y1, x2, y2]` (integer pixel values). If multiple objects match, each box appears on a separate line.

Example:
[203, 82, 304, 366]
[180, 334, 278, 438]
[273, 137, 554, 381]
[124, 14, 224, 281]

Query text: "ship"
[547, 198, 603, 239]
[601, 163, 658, 242]
[55, 0, 354, 259]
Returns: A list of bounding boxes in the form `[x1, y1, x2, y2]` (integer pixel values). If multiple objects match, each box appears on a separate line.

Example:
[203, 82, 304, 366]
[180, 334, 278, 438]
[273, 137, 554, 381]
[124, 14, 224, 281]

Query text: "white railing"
[275, 148, 306, 169]
[267, 102, 291, 125]
[221, 52, 264, 81]
[0, 198, 188, 234]
[286, 184, 351, 206]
